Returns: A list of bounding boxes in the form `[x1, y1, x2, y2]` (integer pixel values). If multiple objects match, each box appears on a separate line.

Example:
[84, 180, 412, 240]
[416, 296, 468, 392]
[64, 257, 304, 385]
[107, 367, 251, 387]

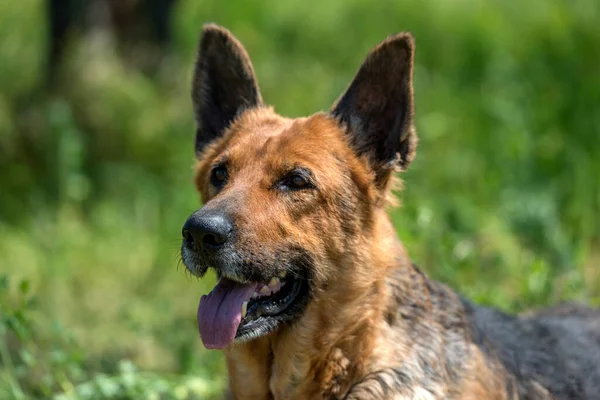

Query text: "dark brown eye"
[290, 174, 309, 189]
[211, 166, 228, 187]
[280, 168, 314, 191]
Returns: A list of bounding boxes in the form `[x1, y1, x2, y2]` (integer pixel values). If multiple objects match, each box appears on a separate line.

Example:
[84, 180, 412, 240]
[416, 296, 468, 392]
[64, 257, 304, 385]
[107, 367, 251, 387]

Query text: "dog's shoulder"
[460, 297, 600, 399]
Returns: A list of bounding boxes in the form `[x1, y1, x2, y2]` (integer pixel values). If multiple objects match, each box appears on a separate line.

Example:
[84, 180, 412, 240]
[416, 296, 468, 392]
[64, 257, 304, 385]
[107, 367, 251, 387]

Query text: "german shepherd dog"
[180, 24, 600, 399]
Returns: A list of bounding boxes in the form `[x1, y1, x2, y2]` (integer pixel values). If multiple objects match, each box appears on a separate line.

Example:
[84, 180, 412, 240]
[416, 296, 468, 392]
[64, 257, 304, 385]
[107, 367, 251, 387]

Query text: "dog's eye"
[211, 166, 228, 187]
[289, 174, 309, 189]
[280, 169, 314, 191]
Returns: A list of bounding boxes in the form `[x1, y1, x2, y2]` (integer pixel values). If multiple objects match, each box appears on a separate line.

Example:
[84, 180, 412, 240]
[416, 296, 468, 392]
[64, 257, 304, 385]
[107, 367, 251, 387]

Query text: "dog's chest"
[227, 340, 354, 399]
[268, 346, 353, 399]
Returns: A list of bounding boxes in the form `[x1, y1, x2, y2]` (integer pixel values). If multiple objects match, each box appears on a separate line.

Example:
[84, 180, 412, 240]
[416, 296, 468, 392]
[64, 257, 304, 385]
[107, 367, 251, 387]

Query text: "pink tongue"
[197, 278, 257, 349]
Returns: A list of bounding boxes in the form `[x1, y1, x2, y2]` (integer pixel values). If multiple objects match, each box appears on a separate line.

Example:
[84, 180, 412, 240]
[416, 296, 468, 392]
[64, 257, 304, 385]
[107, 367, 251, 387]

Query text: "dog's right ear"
[192, 24, 263, 155]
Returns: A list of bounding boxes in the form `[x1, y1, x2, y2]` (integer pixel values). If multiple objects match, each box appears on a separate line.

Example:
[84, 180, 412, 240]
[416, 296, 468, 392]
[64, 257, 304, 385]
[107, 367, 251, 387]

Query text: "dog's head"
[181, 24, 417, 349]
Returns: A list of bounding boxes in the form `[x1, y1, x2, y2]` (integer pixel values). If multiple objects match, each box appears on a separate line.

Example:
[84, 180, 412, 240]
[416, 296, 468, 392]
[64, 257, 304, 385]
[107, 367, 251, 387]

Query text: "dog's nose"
[182, 211, 233, 252]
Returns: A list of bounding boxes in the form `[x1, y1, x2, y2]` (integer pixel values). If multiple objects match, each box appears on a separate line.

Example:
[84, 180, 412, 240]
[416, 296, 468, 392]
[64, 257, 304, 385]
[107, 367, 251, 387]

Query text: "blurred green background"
[1, 0, 599, 398]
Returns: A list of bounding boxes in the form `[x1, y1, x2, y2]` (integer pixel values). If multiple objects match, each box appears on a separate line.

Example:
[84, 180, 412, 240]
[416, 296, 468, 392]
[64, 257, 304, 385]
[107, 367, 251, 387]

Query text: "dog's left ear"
[192, 24, 263, 156]
[332, 33, 417, 185]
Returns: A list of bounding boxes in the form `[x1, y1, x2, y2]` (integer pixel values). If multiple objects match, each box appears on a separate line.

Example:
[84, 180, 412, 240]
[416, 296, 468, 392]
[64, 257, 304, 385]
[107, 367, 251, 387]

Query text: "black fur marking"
[461, 299, 600, 399]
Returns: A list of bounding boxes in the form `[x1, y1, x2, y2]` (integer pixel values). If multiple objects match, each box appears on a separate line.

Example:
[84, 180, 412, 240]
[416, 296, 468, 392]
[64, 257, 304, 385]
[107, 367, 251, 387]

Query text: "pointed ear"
[332, 33, 417, 185]
[192, 24, 263, 155]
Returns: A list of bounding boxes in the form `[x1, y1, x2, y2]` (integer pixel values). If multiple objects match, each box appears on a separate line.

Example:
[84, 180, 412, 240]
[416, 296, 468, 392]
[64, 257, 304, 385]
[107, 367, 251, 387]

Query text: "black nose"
[182, 210, 233, 252]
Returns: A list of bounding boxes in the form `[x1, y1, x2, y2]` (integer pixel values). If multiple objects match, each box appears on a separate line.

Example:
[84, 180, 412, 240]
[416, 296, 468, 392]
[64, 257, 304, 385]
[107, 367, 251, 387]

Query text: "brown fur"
[182, 24, 599, 399]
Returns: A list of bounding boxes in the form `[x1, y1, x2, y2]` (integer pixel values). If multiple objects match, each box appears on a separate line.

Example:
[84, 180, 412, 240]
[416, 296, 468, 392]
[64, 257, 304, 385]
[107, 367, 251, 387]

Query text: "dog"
[180, 24, 600, 399]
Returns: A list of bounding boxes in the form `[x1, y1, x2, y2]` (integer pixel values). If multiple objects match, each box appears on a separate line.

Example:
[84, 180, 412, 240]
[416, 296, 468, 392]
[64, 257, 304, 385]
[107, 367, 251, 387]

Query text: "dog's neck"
[224, 211, 461, 399]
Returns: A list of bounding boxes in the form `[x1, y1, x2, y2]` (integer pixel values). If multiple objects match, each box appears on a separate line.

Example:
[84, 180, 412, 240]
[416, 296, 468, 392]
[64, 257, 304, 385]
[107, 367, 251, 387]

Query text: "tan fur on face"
[195, 109, 384, 287]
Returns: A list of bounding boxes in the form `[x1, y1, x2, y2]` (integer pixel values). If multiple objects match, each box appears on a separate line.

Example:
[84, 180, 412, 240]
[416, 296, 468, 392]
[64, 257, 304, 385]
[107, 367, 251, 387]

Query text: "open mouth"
[197, 271, 309, 349]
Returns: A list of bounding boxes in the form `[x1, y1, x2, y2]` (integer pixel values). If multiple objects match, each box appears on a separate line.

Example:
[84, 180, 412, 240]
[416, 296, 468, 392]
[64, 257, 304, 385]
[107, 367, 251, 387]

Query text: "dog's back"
[463, 300, 600, 398]
[374, 269, 600, 400]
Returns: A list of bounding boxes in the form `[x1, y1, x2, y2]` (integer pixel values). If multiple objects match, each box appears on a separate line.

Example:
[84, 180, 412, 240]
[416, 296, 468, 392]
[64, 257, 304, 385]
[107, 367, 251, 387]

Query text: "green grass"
[1, 0, 599, 398]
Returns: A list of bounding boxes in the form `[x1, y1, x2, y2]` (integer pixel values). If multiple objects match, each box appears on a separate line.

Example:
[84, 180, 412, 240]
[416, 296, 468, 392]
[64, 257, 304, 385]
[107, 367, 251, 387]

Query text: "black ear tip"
[377, 32, 415, 59]
[201, 23, 229, 36]
[388, 32, 414, 46]
[394, 32, 415, 42]
[199, 23, 239, 48]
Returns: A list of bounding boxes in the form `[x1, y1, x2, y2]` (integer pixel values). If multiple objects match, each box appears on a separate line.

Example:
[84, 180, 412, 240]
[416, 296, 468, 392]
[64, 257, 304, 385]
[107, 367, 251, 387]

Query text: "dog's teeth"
[241, 301, 248, 318]
[268, 277, 280, 288]
[252, 292, 258, 299]
[259, 285, 271, 295]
